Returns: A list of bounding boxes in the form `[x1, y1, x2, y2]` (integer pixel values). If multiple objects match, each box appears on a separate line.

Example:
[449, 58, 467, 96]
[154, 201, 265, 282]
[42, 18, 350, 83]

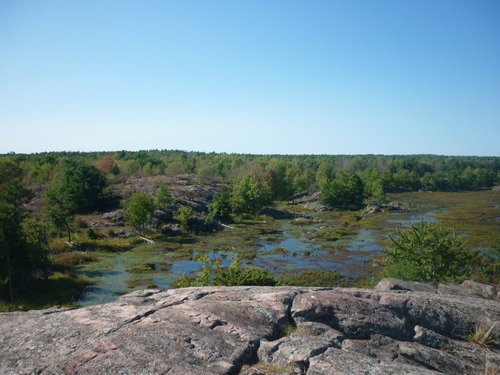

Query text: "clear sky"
[1, 1, 499, 156]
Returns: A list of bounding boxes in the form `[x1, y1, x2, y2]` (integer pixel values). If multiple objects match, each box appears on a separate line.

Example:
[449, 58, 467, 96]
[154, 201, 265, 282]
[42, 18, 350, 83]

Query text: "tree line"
[7, 151, 499, 193]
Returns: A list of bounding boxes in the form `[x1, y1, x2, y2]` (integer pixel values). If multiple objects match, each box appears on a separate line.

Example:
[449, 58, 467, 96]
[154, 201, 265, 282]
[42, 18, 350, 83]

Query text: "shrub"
[171, 255, 276, 287]
[381, 222, 481, 283]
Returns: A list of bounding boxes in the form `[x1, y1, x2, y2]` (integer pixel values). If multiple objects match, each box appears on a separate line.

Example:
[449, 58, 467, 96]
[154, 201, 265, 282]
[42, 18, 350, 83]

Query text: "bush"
[171, 255, 276, 287]
[381, 222, 481, 283]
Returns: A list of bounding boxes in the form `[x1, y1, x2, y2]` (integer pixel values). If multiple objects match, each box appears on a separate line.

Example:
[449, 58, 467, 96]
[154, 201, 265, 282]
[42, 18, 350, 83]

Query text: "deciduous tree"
[126, 192, 155, 236]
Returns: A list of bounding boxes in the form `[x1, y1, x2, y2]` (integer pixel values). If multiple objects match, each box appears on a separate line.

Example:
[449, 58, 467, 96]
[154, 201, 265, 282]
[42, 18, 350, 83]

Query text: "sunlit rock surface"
[1, 279, 499, 374]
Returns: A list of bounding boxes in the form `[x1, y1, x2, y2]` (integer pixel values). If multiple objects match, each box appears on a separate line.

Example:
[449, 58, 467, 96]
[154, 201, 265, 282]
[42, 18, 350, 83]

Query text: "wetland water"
[78, 191, 486, 307]
[77, 221, 388, 307]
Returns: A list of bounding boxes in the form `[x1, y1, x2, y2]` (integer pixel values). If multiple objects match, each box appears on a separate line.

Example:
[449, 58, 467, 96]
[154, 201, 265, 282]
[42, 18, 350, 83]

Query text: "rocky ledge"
[1, 279, 499, 375]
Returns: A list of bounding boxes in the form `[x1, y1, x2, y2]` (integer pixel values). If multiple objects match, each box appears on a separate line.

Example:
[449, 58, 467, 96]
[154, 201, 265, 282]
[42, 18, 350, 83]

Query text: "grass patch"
[279, 322, 297, 337]
[54, 252, 97, 267]
[468, 321, 496, 347]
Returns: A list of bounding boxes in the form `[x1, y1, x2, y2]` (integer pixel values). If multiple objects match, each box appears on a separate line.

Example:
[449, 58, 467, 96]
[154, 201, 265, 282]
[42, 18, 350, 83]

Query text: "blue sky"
[1, 1, 499, 156]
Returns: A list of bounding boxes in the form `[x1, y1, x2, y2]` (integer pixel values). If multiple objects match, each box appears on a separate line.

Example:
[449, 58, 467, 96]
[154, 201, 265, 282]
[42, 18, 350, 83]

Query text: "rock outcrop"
[1, 280, 499, 374]
[288, 191, 330, 212]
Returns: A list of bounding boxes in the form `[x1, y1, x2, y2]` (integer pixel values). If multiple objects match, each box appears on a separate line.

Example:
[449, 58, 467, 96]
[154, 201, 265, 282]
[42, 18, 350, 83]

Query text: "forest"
[1, 150, 500, 310]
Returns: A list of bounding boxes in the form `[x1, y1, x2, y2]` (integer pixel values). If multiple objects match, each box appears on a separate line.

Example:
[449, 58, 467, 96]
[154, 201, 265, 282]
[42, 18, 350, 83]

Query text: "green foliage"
[231, 172, 271, 214]
[44, 160, 113, 242]
[207, 186, 232, 219]
[126, 191, 155, 235]
[212, 258, 276, 286]
[362, 168, 386, 203]
[46, 159, 110, 214]
[171, 255, 276, 288]
[175, 206, 192, 230]
[320, 170, 365, 209]
[45, 204, 74, 242]
[155, 185, 175, 211]
[381, 222, 481, 283]
[279, 322, 297, 337]
[0, 159, 39, 303]
[315, 159, 334, 190]
[263, 163, 289, 201]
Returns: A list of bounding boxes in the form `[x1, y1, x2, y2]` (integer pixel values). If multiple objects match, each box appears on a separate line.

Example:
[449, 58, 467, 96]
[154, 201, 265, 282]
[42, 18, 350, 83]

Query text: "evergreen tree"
[208, 186, 232, 219]
[382, 222, 480, 283]
[155, 186, 175, 211]
[320, 170, 364, 208]
[0, 160, 35, 303]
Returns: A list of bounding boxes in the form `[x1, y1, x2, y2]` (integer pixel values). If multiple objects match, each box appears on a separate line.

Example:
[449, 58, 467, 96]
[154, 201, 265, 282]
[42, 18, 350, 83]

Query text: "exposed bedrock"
[1, 279, 499, 374]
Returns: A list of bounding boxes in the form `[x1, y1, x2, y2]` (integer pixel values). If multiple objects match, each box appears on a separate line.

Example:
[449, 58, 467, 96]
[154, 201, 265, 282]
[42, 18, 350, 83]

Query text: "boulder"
[459, 280, 497, 299]
[154, 209, 172, 223]
[376, 278, 436, 293]
[101, 210, 124, 222]
[363, 204, 382, 213]
[288, 191, 330, 211]
[292, 217, 315, 225]
[162, 223, 183, 236]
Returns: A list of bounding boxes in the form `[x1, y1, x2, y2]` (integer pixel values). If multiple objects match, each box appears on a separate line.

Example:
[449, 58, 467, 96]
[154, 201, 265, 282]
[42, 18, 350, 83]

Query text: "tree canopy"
[126, 191, 155, 236]
[319, 170, 365, 208]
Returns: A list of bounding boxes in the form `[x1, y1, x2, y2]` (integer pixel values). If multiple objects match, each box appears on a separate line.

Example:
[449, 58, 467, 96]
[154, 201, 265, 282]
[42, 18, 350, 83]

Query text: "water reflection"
[78, 227, 383, 306]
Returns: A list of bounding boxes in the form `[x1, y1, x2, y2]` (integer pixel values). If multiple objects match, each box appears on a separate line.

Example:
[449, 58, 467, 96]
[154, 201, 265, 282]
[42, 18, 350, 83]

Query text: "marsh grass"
[413, 191, 500, 248]
[54, 252, 96, 267]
